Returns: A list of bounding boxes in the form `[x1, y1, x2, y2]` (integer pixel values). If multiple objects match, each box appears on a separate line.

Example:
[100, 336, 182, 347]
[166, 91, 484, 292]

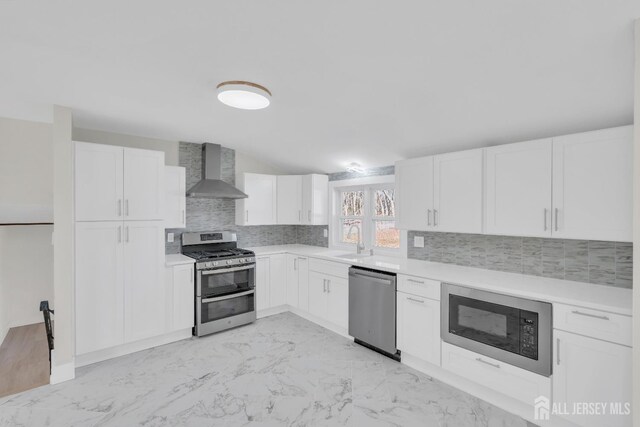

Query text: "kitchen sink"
[334, 253, 372, 259]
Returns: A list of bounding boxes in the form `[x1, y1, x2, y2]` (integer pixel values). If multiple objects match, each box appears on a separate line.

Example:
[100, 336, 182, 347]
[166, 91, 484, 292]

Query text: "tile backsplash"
[407, 231, 632, 288]
[165, 142, 328, 254]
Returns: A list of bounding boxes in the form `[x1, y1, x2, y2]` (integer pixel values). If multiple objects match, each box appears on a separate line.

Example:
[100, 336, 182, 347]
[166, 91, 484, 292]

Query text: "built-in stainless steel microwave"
[441, 283, 552, 376]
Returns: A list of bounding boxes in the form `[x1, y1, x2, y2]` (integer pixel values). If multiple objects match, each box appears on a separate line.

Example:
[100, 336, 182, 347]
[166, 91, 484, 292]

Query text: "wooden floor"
[0, 323, 50, 398]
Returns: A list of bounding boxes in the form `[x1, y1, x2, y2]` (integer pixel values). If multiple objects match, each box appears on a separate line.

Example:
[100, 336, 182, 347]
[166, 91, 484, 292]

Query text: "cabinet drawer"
[308, 258, 349, 278]
[553, 304, 631, 346]
[442, 342, 551, 406]
[397, 275, 440, 300]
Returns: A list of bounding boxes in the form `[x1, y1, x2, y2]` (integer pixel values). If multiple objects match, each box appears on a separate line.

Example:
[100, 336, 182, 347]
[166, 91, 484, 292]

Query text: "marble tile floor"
[0, 312, 533, 426]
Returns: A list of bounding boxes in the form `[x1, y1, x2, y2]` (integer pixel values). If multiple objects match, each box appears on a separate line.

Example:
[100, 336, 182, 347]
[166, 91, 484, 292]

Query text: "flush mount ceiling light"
[346, 162, 365, 174]
[216, 81, 271, 110]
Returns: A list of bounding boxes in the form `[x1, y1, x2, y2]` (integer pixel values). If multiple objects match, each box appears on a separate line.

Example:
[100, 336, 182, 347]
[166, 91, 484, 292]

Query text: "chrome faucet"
[346, 224, 365, 254]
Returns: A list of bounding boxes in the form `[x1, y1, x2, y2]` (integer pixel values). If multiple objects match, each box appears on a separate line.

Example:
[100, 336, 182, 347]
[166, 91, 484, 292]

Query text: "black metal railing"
[39, 300, 54, 373]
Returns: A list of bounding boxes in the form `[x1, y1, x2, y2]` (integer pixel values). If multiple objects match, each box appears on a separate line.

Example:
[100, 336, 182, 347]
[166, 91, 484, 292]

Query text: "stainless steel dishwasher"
[348, 266, 400, 360]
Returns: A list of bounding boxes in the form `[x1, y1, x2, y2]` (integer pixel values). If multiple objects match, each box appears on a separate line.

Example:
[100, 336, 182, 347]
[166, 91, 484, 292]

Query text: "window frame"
[329, 175, 405, 257]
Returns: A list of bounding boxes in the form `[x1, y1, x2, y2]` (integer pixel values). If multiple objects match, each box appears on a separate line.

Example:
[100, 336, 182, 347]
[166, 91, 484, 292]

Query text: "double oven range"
[182, 231, 256, 337]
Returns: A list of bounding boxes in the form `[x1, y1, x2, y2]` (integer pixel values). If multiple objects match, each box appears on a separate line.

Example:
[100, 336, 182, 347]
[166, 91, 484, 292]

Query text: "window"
[335, 184, 400, 252]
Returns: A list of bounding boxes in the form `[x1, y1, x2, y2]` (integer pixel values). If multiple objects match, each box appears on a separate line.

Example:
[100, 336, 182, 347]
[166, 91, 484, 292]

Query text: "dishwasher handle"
[349, 268, 396, 287]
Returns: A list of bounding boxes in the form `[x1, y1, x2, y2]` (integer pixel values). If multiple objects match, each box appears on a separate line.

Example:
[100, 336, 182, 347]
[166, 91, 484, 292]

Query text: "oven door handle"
[201, 265, 255, 275]
[201, 290, 255, 303]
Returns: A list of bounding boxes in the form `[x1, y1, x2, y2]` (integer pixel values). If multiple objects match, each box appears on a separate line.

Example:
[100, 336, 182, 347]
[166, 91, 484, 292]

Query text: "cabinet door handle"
[475, 357, 500, 369]
[554, 208, 559, 232]
[327, 279, 331, 293]
[125, 226, 129, 243]
[427, 209, 432, 226]
[294, 258, 298, 271]
[182, 210, 185, 225]
[125, 199, 129, 216]
[407, 278, 424, 284]
[556, 338, 560, 365]
[543, 208, 547, 231]
[191, 269, 193, 283]
[246, 210, 249, 223]
[407, 297, 424, 304]
[117, 226, 122, 243]
[571, 310, 610, 321]
[322, 279, 327, 292]
[118, 200, 122, 217]
[434, 209, 438, 227]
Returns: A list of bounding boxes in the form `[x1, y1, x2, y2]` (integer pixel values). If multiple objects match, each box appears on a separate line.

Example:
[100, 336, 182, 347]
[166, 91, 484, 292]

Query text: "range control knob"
[227, 260, 233, 265]
[213, 261, 219, 267]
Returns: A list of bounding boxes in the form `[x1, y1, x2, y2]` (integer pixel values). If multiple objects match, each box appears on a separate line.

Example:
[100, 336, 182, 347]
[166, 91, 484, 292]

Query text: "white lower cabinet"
[123, 221, 166, 343]
[396, 291, 440, 366]
[308, 270, 348, 330]
[165, 263, 195, 332]
[256, 255, 287, 312]
[442, 342, 551, 406]
[553, 330, 632, 427]
[256, 257, 271, 312]
[286, 255, 309, 310]
[75, 220, 165, 355]
[75, 221, 125, 355]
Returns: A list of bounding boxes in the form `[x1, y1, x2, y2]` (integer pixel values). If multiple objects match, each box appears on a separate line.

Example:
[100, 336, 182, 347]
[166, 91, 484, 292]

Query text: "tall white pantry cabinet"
[74, 142, 166, 357]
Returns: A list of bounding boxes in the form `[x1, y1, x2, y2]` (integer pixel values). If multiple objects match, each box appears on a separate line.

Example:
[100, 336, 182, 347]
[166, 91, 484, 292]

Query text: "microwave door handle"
[201, 265, 255, 275]
[202, 290, 255, 303]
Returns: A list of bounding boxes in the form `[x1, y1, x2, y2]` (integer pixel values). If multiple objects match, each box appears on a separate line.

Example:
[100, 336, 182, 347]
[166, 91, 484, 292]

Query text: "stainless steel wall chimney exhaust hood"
[186, 143, 248, 199]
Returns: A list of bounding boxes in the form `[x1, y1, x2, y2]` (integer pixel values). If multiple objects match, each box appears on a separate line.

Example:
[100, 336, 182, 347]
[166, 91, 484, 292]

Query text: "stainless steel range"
[182, 231, 256, 337]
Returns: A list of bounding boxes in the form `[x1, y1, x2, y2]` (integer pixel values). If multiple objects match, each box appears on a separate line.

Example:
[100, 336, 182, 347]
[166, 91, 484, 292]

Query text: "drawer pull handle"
[571, 310, 610, 321]
[556, 338, 560, 365]
[407, 278, 424, 284]
[476, 358, 500, 369]
[407, 297, 424, 304]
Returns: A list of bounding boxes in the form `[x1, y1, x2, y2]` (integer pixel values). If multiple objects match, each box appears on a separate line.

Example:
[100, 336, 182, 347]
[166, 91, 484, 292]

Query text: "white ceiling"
[0, 1, 638, 173]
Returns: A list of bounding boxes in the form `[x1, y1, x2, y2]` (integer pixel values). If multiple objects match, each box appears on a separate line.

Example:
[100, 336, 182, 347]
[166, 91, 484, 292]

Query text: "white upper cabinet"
[123, 148, 165, 221]
[277, 175, 303, 224]
[433, 149, 483, 233]
[75, 142, 165, 222]
[75, 142, 124, 222]
[485, 139, 553, 237]
[552, 126, 632, 242]
[395, 157, 434, 231]
[164, 166, 186, 229]
[236, 173, 277, 225]
[302, 174, 329, 225]
[277, 174, 328, 225]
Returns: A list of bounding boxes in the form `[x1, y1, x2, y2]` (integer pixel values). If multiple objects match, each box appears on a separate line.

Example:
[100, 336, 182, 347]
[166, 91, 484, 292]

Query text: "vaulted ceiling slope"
[0, 1, 638, 173]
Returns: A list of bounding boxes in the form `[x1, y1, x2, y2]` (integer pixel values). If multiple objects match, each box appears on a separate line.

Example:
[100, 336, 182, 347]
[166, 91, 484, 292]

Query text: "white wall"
[0, 116, 54, 344]
[0, 117, 53, 223]
[73, 127, 179, 166]
[236, 150, 290, 176]
[0, 225, 53, 328]
[52, 105, 75, 382]
[632, 17, 639, 427]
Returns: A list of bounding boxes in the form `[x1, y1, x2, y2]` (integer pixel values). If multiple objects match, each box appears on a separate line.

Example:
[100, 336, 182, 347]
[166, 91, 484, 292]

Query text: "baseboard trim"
[257, 305, 289, 319]
[75, 328, 192, 368]
[50, 351, 75, 384]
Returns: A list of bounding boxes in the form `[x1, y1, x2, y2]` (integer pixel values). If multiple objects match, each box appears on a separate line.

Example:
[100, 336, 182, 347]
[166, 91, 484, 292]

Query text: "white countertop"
[249, 244, 633, 316]
[165, 253, 196, 267]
